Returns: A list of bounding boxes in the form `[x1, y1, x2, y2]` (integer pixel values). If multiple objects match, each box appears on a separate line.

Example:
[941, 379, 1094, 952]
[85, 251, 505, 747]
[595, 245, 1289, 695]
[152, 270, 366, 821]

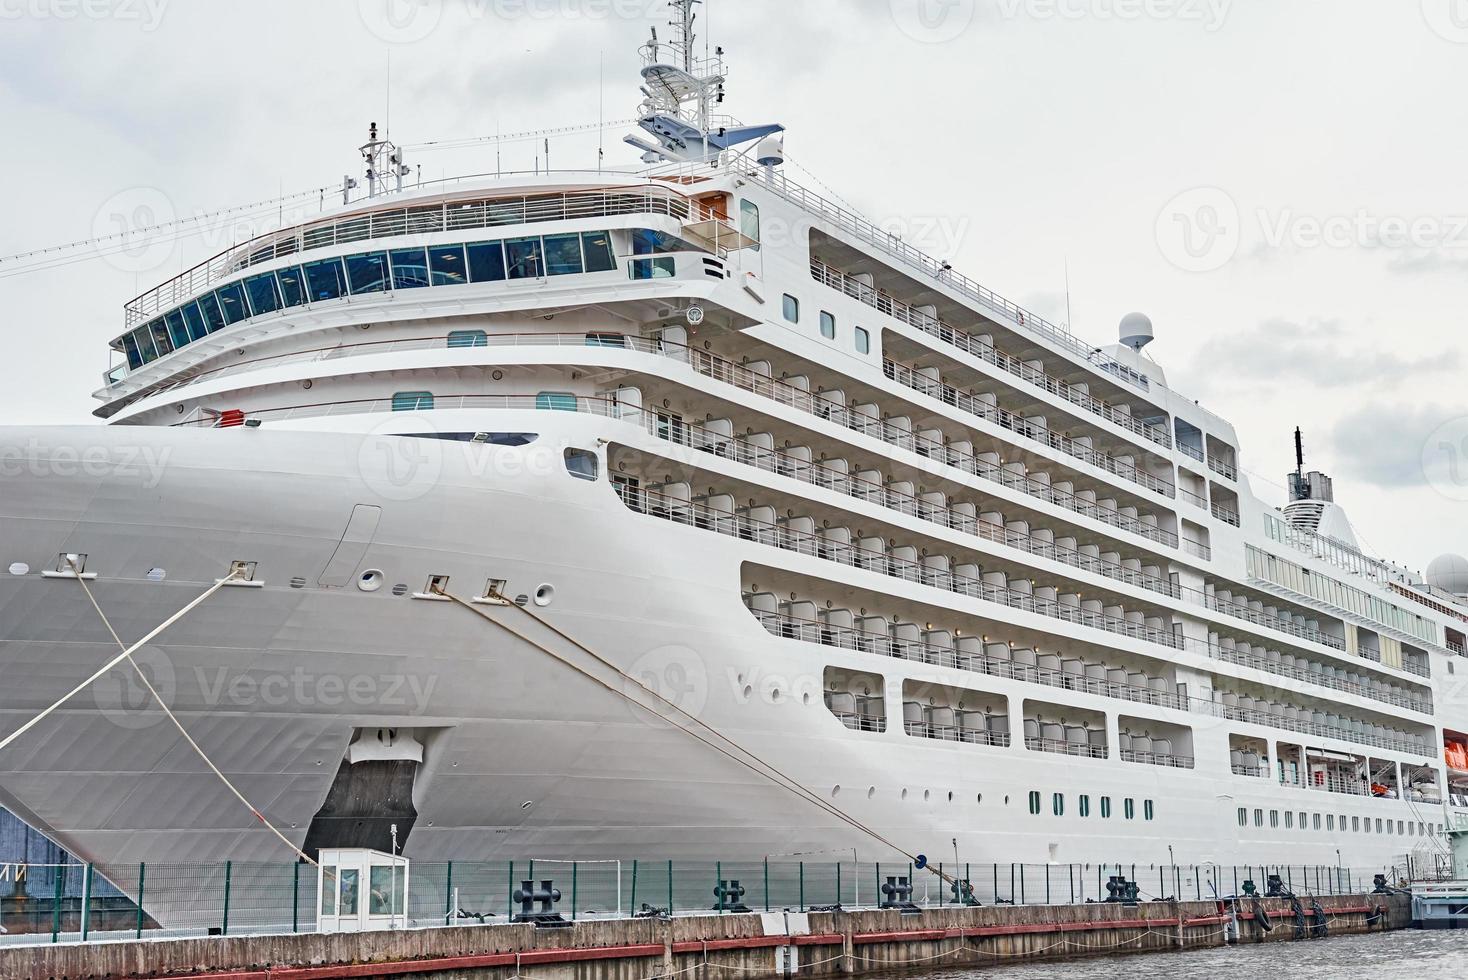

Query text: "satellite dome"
[1119, 312, 1154, 352]
[1426, 553, 1468, 596]
[755, 135, 785, 168]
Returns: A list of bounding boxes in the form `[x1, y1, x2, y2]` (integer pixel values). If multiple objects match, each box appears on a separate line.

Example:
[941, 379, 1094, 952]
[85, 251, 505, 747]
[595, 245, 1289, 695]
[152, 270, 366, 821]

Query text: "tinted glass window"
[585, 333, 626, 347]
[197, 292, 228, 332]
[466, 241, 506, 283]
[582, 231, 615, 272]
[181, 302, 209, 341]
[148, 318, 173, 356]
[629, 257, 676, 279]
[447, 330, 488, 348]
[122, 332, 144, 370]
[346, 252, 389, 294]
[740, 199, 760, 251]
[165, 310, 191, 349]
[389, 248, 430, 289]
[564, 448, 599, 481]
[391, 391, 434, 412]
[277, 266, 306, 307]
[245, 272, 282, 316]
[305, 258, 347, 301]
[505, 237, 543, 279]
[429, 244, 468, 286]
[215, 282, 250, 324]
[536, 391, 578, 411]
[132, 328, 158, 365]
[543, 233, 583, 276]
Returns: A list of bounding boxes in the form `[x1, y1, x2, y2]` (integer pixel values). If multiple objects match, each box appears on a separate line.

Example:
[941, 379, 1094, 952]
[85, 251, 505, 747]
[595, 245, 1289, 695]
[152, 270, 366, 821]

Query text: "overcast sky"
[1, 0, 1465, 571]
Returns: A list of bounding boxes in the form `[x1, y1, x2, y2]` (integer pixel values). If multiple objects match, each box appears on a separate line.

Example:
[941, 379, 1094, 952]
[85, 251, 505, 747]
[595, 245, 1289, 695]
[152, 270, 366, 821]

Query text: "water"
[866, 930, 1467, 979]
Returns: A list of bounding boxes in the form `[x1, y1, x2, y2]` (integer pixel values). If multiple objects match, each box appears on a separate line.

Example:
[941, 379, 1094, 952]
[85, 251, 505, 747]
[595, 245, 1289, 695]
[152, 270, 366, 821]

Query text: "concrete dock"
[0, 894, 1410, 980]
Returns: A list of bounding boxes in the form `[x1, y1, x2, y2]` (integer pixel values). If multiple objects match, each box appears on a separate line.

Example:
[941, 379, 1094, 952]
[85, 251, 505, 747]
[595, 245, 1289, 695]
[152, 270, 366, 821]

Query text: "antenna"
[1294, 426, 1305, 475]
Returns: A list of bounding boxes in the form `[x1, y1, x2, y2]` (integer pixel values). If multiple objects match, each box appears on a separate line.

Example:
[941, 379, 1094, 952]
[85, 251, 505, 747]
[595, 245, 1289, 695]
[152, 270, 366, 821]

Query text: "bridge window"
[543, 233, 584, 276]
[181, 302, 209, 341]
[466, 241, 506, 282]
[277, 266, 307, 307]
[505, 236, 544, 279]
[447, 330, 488, 348]
[391, 391, 434, 412]
[165, 310, 190, 349]
[582, 231, 616, 272]
[122, 332, 144, 370]
[305, 258, 347, 301]
[245, 272, 282, 315]
[429, 244, 468, 285]
[855, 325, 871, 354]
[389, 248, 430, 289]
[346, 252, 389, 294]
[215, 281, 250, 324]
[820, 310, 836, 339]
[198, 292, 228, 332]
[148, 318, 173, 357]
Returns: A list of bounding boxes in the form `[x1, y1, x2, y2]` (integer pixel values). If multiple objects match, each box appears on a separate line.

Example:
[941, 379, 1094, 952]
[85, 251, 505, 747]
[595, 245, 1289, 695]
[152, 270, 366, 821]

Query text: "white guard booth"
[317, 848, 409, 933]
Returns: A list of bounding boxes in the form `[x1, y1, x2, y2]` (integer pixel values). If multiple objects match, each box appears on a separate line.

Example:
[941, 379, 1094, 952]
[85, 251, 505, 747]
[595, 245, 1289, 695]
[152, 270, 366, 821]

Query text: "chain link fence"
[0, 856, 1419, 947]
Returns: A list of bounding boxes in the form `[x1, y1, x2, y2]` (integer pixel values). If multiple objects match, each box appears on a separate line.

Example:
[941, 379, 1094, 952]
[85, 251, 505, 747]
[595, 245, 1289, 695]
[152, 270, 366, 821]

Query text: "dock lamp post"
[1335, 849, 1342, 893]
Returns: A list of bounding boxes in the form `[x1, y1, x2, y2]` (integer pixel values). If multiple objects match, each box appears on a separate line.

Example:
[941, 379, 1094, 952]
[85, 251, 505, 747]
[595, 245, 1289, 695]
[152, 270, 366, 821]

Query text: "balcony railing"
[1231, 762, 1270, 778]
[1208, 454, 1238, 481]
[904, 721, 1011, 747]
[1211, 502, 1242, 527]
[883, 360, 1178, 499]
[1208, 643, 1432, 715]
[810, 259, 1171, 449]
[1025, 736, 1108, 760]
[623, 486, 1182, 650]
[1120, 748, 1195, 770]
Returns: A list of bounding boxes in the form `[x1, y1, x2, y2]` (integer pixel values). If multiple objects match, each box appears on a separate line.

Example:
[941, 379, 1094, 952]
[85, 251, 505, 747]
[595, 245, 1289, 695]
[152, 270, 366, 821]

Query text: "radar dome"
[1426, 553, 1468, 596]
[1119, 312, 1154, 352]
[755, 136, 785, 168]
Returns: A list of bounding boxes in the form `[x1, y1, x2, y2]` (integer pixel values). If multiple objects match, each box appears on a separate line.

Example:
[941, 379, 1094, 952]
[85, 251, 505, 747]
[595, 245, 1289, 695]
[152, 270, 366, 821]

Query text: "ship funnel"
[1119, 312, 1154, 352]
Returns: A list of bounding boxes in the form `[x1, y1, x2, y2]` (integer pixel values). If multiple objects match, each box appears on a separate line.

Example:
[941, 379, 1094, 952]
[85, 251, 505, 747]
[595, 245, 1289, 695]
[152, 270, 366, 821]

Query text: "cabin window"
[1269, 810, 1279, 828]
[582, 232, 617, 272]
[389, 248, 431, 289]
[1285, 811, 1293, 829]
[505, 236, 544, 279]
[1144, 800, 1154, 821]
[447, 330, 488, 348]
[1124, 798, 1135, 820]
[346, 252, 389, 294]
[536, 391, 579, 412]
[1254, 809, 1263, 827]
[466, 241, 507, 282]
[1100, 796, 1112, 818]
[1237, 807, 1247, 827]
[820, 310, 836, 340]
[277, 266, 307, 306]
[429, 244, 468, 285]
[740, 199, 760, 251]
[1079, 795, 1091, 818]
[543, 233, 584, 276]
[1052, 792, 1064, 816]
[1027, 791, 1040, 815]
[564, 448, 599, 482]
[782, 294, 800, 323]
[855, 325, 871, 354]
[392, 391, 434, 412]
[305, 258, 347, 301]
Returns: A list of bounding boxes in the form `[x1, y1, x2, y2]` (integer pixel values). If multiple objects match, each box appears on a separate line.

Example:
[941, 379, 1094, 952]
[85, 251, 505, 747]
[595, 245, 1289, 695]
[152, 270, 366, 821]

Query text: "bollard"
[511, 879, 567, 926]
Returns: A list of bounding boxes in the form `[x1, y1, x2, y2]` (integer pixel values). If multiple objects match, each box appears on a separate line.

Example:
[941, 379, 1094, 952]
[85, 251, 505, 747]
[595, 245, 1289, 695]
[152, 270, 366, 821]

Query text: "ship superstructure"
[1, 2, 1466, 884]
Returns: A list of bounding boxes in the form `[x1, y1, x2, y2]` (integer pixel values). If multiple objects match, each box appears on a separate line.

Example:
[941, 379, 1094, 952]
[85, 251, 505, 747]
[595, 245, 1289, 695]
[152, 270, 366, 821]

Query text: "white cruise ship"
[2, 2, 1466, 880]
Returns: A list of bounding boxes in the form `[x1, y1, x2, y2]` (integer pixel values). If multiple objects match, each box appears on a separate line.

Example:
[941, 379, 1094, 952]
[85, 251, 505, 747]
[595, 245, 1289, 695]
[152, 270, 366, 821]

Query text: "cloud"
[1385, 250, 1468, 277]
[1189, 317, 1460, 392]
[1325, 403, 1468, 490]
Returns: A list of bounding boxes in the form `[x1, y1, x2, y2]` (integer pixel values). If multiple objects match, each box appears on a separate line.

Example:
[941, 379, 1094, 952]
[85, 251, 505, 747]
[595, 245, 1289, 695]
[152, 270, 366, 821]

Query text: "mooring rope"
[63, 563, 316, 865]
[434, 585, 955, 887]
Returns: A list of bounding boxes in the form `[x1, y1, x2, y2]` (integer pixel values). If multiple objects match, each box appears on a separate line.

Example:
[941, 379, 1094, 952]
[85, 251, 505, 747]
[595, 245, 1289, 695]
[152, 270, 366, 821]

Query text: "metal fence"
[0, 857, 1415, 947]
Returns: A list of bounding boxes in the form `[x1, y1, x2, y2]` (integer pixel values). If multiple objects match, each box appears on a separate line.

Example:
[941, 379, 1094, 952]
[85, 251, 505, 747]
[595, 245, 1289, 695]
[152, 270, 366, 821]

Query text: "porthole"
[831, 785, 841, 798]
[901, 788, 908, 800]
[947, 791, 954, 802]
[977, 794, 983, 804]
[533, 584, 554, 606]
[358, 569, 385, 593]
[8, 562, 29, 576]
[867, 786, 876, 799]
[924, 790, 931, 802]
[743, 685, 754, 698]
[146, 567, 167, 582]
[770, 688, 781, 702]
[802, 692, 811, 705]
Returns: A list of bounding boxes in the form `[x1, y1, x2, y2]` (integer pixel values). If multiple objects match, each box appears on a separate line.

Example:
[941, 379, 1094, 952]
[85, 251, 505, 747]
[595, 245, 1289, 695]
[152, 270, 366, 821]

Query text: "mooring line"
[434, 585, 952, 886]
[63, 563, 316, 865]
